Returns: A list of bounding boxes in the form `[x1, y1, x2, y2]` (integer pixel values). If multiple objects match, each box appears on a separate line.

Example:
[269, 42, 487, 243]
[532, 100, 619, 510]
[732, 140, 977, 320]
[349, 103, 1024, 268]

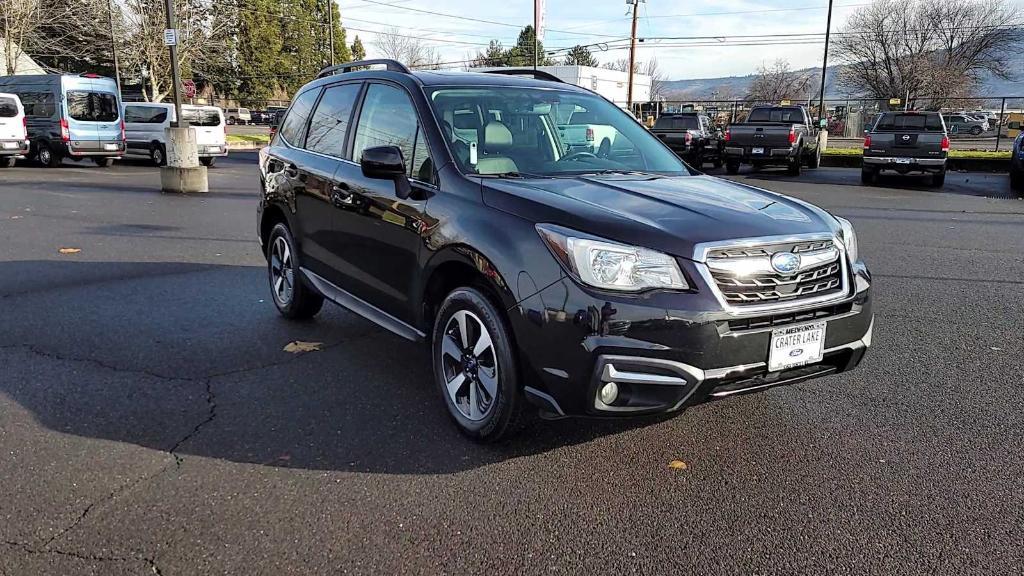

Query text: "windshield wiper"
[476, 171, 548, 179]
[576, 169, 666, 178]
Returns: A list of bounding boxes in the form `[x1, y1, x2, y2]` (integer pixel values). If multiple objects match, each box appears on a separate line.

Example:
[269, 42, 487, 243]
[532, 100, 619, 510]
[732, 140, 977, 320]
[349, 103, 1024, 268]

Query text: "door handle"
[330, 183, 354, 207]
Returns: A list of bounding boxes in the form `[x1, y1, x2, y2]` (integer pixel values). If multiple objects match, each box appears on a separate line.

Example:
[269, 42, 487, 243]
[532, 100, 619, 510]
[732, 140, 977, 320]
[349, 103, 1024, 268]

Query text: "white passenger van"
[123, 102, 227, 166]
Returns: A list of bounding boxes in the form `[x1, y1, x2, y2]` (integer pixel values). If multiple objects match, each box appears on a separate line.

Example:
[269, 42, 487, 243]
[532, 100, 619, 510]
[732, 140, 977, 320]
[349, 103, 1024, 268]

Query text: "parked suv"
[225, 107, 251, 125]
[0, 73, 125, 167]
[942, 113, 987, 136]
[258, 61, 873, 441]
[0, 92, 30, 167]
[862, 111, 949, 187]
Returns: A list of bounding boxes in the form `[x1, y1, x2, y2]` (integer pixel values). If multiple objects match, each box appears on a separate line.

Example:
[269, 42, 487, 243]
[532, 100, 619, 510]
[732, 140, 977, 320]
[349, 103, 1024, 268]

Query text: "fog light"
[599, 382, 619, 405]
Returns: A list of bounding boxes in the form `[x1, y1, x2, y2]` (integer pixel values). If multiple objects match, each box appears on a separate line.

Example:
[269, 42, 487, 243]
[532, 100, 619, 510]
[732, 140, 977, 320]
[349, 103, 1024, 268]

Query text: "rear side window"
[19, 92, 55, 118]
[124, 106, 167, 123]
[875, 113, 944, 132]
[305, 83, 360, 158]
[0, 97, 17, 117]
[67, 91, 119, 122]
[747, 107, 804, 123]
[183, 109, 221, 127]
[654, 116, 699, 130]
[279, 89, 320, 146]
[352, 83, 432, 182]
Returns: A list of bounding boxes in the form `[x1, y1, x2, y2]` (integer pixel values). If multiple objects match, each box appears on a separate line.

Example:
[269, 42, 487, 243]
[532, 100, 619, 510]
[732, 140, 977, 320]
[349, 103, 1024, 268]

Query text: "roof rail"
[481, 69, 564, 83]
[316, 59, 411, 79]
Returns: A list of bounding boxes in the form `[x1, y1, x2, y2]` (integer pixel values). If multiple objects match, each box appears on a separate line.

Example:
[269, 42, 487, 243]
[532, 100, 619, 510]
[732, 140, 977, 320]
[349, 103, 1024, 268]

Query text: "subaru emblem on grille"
[902, 134, 911, 141]
[770, 252, 801, 274]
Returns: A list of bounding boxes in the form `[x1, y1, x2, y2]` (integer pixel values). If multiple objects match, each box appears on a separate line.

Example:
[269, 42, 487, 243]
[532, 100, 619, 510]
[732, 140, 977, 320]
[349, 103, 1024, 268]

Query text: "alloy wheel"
[269, 236, 294, 306]
[440, 310, 498, 421]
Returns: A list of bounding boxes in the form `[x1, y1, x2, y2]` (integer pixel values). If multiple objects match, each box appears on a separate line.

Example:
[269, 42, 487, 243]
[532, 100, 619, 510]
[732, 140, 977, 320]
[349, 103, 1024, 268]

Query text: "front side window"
[428, 86, 687, 177]
[125, 106, 168, 123]
[279, 88, 320, 146]
[0, 97, 17, 118]
[305, 83, 360, 158]
[352, 83, 432, 181]
[67, 91, 119, 122]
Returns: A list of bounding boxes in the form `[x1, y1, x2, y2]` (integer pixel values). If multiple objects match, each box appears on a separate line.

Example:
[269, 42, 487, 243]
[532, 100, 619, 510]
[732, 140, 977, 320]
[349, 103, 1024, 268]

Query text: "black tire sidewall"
[152, 145, 165, 166]
[432, 287, 519, 441]
[266, 223, 320, 318]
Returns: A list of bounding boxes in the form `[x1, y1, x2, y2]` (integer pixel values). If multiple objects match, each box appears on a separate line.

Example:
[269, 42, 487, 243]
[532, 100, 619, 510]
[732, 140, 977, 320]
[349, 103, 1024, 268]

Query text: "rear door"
[183, 107, 225, 152]
[65, 83, 121, 153]
[0, 95, 23, 144]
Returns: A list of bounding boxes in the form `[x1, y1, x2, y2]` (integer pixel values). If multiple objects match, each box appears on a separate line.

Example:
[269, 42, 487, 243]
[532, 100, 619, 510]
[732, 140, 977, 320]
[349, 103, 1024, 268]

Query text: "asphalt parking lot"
[2, 153, 1023, 575]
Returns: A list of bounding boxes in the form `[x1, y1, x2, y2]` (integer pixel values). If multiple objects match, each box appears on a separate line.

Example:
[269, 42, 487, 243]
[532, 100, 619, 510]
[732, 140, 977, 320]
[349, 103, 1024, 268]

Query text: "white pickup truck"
[557, 110, 618, 156]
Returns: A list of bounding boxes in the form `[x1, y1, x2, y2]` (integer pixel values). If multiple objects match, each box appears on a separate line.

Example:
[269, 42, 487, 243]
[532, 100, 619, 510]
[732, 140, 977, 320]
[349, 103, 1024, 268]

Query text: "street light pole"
[328, 0, 335, 67]
[160, 0, 206, 193]
[106, 0, 122, 94]
[817, 0, 834, 124]
[626, 0, 641, 111]
[165, 0, 185, 128]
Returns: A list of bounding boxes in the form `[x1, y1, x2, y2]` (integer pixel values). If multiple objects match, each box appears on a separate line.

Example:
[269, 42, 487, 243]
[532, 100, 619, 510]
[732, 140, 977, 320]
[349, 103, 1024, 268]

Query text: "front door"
[329, 82, 435, 325]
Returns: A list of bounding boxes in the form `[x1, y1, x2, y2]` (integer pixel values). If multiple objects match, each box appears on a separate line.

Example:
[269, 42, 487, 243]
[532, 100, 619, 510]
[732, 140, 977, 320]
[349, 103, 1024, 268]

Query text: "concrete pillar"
[160, 126, 208, 193]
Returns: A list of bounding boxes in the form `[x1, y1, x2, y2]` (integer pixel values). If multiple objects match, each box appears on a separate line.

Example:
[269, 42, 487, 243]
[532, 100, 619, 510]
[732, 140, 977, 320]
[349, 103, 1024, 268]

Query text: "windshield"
[747, 107, 804, 123]
[183, 108, 222, 127]
[67, 91, 119, 122]
[654, 116, 699, 130]
[875, 113, 944, 132]
[427, 86, 688, 177]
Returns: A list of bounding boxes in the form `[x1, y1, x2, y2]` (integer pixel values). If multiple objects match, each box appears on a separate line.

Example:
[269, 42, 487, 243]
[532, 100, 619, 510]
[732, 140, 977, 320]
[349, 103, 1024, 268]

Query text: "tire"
[806, 146, 821, 169]
[712, 157, 723, 169]
[787, 156, 802, 176]
[0, 156, 15, 168]
[266, 223, 324, 320]
[200, 156, 216, 167]
[151, 144, 166, 167]
[725, 161, 740, 175]
[36, 143, 61, 167]
[861, 166, 877, 185]
[432, 287, 521, 442]
[227, 117, 236, 125]
[970, 126, 982, 136]
[93, 157, 114, 168]
[1012, 169, 1023, 193]
[931, 169, 946, 188]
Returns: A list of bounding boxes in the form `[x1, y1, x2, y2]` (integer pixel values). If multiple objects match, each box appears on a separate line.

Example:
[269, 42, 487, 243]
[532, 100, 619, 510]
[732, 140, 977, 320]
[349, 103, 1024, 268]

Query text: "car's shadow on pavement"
[0, 260, 667, 475]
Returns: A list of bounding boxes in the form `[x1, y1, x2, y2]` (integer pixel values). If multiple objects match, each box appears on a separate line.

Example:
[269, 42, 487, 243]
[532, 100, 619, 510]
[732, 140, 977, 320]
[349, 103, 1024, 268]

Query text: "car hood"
[481, 174, 839, 261]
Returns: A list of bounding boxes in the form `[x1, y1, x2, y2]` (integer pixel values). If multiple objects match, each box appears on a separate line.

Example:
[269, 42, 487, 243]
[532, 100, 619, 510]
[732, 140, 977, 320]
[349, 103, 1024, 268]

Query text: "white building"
[472, 65, 652, 108]
[1, 38, 46, 75]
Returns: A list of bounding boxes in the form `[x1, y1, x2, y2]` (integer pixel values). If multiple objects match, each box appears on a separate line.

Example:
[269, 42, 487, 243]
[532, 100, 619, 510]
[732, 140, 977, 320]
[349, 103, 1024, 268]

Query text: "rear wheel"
[930, 169, 946, 188]
[786, 156, 802, 176]
[92, 157, 115, 168]
[712, 156, 723, 169]
[200, 157, 216, 167]
[266, 223, 323, 320]
[861, 166, 877, 185]
[433, 287, 521, 442]
[0, 156, 15, 168]
[725, 161, 740, 175]
[36, 143, 61, 167]
[806, 146, 821, 169]
[1011, 169, 1023, 193]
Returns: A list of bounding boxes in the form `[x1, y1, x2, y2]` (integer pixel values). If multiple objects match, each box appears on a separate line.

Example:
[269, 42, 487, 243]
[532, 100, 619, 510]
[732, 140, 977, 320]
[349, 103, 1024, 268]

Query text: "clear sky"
[337, 0, 882, 79]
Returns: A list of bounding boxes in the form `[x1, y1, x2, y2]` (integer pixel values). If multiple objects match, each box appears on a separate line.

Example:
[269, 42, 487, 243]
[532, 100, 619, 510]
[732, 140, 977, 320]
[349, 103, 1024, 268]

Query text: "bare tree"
[374, 28, 441, 69]
[834, 0, 1022, 107]
[602, 57, 666, 99]
[747, 59, 817, 103]
[1, 0, 110, 74]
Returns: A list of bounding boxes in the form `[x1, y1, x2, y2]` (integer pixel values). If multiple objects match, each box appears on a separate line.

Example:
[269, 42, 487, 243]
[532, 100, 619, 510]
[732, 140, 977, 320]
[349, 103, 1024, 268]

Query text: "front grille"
[727, 302, 854, 331]
[705, 238, 846, 307]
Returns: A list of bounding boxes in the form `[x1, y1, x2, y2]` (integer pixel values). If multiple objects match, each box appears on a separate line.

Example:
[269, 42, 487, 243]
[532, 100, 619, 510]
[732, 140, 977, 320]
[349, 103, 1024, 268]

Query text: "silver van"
[0, 73, 124, 167]
[123, 102, 228, 166]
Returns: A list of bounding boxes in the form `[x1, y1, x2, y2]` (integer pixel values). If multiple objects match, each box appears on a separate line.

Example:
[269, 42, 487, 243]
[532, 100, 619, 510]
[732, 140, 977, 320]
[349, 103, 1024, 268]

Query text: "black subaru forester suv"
[258, 60, 873, 441]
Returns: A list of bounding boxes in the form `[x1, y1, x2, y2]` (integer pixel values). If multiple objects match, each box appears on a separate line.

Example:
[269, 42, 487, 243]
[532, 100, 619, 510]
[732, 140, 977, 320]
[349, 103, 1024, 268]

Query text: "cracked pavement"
[1, 154, 1023, 575]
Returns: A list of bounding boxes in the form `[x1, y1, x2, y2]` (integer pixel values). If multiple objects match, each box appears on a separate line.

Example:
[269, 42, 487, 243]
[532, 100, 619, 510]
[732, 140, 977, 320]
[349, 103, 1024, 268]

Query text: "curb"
[822, 154, 1010, 172]
[227, 143, 266, 151]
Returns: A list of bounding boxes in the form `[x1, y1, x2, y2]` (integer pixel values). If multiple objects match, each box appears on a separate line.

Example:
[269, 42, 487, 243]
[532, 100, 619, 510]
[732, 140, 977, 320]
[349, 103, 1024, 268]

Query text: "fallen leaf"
[668, 460, 688, 470]
[10, 216, 22, 220]
[58, 247, 81, 254]
[283, 340, 322, 353]
[990, 347, 1003, 351]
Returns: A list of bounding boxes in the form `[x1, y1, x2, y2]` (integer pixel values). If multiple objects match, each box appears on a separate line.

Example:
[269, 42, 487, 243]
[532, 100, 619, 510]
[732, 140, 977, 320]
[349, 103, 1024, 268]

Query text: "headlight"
[836, 216, 859, 263]
[536, 224, 688, 292]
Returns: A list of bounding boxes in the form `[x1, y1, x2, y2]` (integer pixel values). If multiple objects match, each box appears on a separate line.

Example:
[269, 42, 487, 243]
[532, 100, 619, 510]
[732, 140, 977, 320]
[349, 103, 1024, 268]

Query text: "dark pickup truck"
[862, 111, 948, 187]
[723, 105, 821, 175]
[651, 112, 724, 169]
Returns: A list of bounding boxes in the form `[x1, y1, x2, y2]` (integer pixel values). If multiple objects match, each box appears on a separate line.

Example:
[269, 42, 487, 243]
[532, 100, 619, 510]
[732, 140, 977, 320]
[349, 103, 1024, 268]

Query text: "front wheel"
[725, 161, 740, 175]
[970, 126, 982, 136]
[1012, 169, 1023, 193]
[151, 144, 166, 166]
[433, 287, 521, 442]
[861, 166, 877, 185]
[200, 156, 216, 167]
[0, 156, 15, 168]
[266, 223, 324, 319]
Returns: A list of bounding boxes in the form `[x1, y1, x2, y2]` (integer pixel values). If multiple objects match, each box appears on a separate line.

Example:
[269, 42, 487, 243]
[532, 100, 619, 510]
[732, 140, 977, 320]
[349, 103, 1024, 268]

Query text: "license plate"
[895, 157, 912, 164]
[768, 321, 826, 372]
[752, 147, 765, 155]
[207, 146, 221, 153]
[1, 142, 18, 149]
[103, 143, 118, 151]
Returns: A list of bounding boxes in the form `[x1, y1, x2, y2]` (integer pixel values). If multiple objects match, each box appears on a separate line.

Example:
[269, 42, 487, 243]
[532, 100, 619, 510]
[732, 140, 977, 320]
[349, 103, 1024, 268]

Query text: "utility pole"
[161, 0, 207, 193]
[626, 0, 642, 112]
[533, 0, 539, 70]
[165, 0, 184, 128]
[328, 0, 335, 67]
[817, 0, 834, 125]
[106, 0, 121, 94]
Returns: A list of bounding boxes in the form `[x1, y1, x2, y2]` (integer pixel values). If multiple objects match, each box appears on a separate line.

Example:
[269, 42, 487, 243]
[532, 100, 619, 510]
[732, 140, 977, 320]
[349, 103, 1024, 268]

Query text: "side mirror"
[360, 145, 412, 199]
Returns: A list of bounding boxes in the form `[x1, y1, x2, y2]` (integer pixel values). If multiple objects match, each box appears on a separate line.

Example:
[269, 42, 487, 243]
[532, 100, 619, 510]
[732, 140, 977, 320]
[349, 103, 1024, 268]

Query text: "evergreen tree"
[507, 26, 553, 67]
[351, 35, 366, 61]
[563, 45, 598, 67]
[236, 0, 285, 105]
[472, 40, 507, 67]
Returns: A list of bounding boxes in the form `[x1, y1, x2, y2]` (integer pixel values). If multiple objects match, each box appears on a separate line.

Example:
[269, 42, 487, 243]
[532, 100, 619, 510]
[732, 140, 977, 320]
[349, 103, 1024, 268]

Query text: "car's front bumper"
[512, 262, 873, 417]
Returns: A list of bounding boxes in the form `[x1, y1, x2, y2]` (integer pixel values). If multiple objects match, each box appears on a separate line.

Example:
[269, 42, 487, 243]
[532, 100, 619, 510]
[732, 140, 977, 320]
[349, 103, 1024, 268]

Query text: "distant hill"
[662, 56, 1024, 102]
